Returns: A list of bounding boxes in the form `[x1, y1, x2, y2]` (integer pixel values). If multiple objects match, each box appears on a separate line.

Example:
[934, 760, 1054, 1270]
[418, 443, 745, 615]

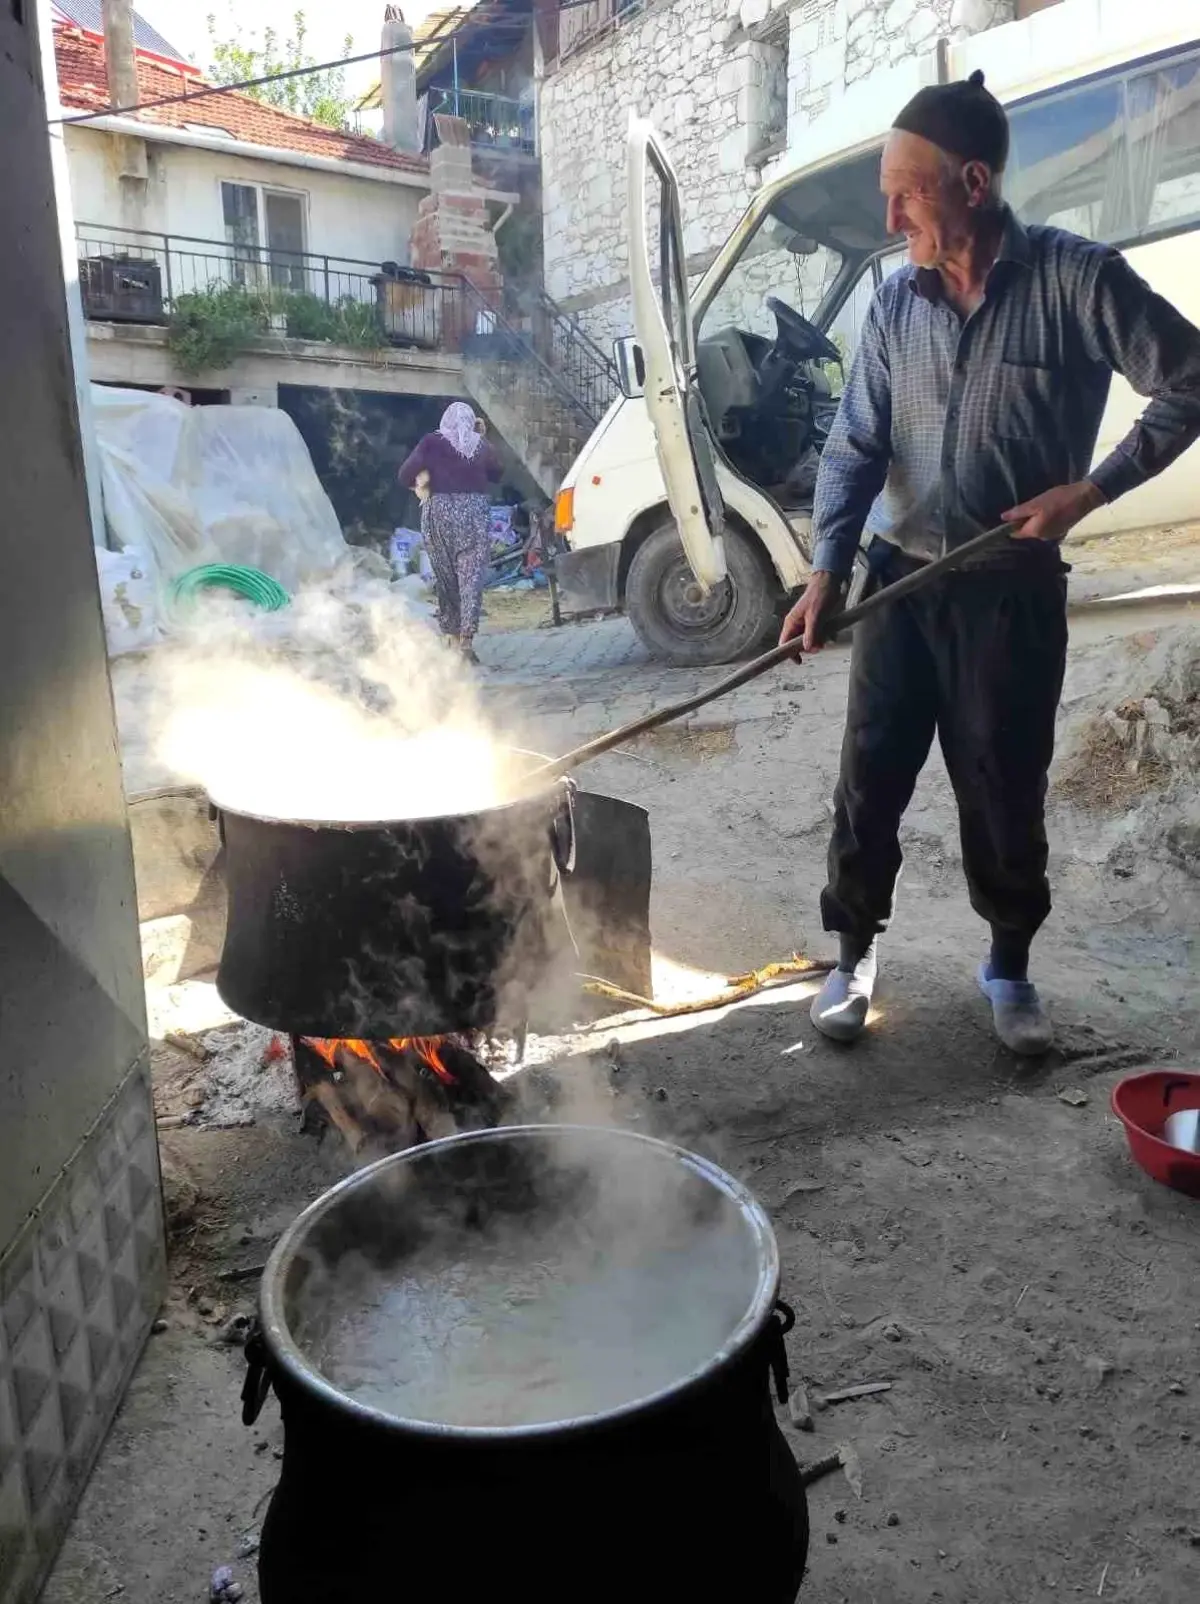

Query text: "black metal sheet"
[559, 790, 653, 1000]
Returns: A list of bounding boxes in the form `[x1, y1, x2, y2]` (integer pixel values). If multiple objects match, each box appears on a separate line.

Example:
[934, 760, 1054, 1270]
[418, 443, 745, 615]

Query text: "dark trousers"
[822, 542, 1069, 953]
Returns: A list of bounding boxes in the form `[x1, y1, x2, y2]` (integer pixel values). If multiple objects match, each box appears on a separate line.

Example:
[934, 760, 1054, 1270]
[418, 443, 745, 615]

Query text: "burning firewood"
[305, 1079, 373, 1157]
[291, 1032, 509, 1162]
[337, 1049, 420, 1154]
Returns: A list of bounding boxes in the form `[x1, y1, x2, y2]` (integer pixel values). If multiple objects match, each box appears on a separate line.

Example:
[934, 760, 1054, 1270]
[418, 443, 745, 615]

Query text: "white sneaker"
[811, 952, 877, 1043]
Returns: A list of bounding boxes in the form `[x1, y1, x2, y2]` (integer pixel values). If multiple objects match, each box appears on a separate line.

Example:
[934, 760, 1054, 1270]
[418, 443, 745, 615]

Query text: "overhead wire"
[49, 2, 526, 127]
[51, 0, 628, 127]
[53, 40, 420, 125]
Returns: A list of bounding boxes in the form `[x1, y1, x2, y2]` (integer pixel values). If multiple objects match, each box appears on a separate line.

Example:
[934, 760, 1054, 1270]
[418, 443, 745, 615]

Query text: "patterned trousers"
[422, 493, 491, 642]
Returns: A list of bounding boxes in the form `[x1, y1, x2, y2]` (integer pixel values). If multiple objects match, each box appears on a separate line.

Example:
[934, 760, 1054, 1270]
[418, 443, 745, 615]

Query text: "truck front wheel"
[624, 519, 778, 666]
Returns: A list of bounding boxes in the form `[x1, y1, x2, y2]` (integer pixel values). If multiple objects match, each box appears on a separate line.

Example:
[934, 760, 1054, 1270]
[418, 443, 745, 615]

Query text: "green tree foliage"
[206, 10, 354, 130]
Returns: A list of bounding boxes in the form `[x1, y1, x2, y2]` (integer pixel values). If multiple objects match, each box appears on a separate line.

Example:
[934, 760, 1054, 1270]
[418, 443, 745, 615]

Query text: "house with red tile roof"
[49, 11, 578, 518]
[54, 18, 434, 315]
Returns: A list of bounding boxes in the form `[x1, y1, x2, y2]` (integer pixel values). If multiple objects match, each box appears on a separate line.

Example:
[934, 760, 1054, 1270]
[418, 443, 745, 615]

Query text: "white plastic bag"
[91, 388, 210, 577]
[390, 528, 423, 576]
[174, 405, 347, 591]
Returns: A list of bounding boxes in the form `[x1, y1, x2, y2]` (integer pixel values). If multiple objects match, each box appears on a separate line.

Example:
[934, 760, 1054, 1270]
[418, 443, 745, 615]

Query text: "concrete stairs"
[465, 354, 598, 500]
[460, 286, 618, 502]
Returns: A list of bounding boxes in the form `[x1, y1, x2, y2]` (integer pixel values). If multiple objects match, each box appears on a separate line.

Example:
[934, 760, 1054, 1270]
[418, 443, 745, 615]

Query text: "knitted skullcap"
[892, 69, 1009, 171]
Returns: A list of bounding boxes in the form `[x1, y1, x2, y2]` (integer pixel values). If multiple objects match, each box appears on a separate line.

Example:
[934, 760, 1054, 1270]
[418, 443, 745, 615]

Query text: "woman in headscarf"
[398, 402, 502, 663]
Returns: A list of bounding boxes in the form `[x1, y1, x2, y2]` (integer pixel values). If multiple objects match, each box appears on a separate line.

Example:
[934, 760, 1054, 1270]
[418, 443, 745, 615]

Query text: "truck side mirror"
[613, 335, 646, 399]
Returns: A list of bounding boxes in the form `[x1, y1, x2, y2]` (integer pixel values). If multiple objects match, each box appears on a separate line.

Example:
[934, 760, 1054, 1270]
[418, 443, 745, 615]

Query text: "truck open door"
[626, 115, 727, 591]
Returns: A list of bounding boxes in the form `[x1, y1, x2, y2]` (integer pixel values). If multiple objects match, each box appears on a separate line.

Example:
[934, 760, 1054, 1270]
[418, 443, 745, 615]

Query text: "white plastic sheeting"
[95, 545, 161, 657]
[92, 387, 348, 593]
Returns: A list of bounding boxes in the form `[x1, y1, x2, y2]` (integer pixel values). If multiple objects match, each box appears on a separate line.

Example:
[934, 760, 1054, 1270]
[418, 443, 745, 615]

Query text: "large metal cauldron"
[214, 779, 565, 1038]
[245, 1126, 809, 1604]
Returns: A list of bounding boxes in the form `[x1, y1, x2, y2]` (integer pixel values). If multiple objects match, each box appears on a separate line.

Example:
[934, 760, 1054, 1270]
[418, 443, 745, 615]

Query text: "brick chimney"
[381, 4, 421, 155]
[410, 116, 502, 347]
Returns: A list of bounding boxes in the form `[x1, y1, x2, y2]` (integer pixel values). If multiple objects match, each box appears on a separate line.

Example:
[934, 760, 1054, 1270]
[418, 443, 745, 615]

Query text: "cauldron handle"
[549, 779, 578, 879]
[767, 1300, 795, 1404]
[241, 1321, 273, 1426]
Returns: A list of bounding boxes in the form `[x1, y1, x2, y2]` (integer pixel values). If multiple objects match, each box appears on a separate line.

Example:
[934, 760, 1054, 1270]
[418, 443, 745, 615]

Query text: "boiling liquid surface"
[316, 1212, 756, 1427]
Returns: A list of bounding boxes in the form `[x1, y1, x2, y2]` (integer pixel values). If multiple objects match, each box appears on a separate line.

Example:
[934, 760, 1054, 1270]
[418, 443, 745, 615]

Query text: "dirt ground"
[44, 588, 1200, 1604]
[480, 585, 554, 632]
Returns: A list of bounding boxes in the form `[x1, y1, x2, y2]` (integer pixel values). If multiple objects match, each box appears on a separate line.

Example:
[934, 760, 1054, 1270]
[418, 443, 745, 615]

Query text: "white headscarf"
[438, 402, 483, 459]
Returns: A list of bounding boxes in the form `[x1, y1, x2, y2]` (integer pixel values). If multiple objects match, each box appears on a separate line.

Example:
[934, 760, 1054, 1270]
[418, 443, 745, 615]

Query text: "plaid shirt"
[812, 209, 1200, 578]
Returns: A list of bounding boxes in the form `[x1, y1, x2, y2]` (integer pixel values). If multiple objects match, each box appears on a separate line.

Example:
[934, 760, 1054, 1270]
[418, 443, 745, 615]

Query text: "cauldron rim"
[259, 1123, 780, 1444]
[210, 744, 561, 832]
[210, 776, 563, 833]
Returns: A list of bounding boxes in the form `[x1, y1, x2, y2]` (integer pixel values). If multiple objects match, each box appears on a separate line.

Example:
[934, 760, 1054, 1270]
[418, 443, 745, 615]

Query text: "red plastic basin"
[1111, 1071, 1200, 1197]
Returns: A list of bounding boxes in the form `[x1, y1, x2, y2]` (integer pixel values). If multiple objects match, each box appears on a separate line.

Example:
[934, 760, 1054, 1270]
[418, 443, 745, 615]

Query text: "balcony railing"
[74, 222, 611, 437]
[427, 86, 536, 155]
[75, 223, 471, 352]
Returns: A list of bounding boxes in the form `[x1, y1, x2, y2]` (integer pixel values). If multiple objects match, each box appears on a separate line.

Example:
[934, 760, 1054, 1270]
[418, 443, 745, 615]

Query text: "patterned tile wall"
[0, 1061, 165, 1604]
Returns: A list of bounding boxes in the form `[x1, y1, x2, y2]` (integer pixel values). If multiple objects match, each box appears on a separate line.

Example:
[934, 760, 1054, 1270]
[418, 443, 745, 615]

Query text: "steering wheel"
[766, 295, 842, 367]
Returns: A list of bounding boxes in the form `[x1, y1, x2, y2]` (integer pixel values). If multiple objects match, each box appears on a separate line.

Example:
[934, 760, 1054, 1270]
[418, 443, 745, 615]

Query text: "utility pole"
[100, 0, 148, 229]
[101, 0, 139, 111]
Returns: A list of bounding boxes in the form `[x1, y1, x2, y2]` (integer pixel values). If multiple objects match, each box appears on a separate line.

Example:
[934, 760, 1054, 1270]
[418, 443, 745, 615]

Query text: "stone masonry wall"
[789, 0, 1016, 137]
[540, 0, 1016, 347]
[540, 0, 776, 346]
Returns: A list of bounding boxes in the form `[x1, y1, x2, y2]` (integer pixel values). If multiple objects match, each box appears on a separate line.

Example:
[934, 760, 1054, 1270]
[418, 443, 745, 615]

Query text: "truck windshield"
[699, 211, 843, 345]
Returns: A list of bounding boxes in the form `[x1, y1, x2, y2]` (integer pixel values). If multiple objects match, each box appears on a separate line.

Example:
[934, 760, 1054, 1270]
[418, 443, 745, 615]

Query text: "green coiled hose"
[170, 564, 290, 612]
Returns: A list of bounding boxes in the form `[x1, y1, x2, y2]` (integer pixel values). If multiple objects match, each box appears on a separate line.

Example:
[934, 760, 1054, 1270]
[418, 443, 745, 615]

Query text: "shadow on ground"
[532, 972, 1200, 1603]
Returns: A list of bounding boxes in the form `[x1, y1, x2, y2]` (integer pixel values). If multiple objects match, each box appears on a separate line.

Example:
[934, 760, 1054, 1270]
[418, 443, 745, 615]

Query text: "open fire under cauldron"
[243, 1125, 809, 1603]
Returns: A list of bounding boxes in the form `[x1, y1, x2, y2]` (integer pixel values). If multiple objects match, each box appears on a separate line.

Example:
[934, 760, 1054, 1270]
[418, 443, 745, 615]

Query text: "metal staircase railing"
[455, 277, 597, 426]
[499, 283, 621, 425]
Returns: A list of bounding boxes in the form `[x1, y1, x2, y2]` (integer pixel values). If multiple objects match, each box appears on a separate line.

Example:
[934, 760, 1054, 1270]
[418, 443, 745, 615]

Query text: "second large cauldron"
[244, 1125, 809, 1603]
[214, 779, 565, 1038]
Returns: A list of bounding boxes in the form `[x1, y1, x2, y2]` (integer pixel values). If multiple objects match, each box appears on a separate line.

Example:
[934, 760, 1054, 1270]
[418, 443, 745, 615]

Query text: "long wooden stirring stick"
[533, 522, 1017, 782]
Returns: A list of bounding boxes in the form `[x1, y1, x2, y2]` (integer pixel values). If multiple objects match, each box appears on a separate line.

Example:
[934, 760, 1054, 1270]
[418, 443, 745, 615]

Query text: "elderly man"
[782, 70, 1200, 1055]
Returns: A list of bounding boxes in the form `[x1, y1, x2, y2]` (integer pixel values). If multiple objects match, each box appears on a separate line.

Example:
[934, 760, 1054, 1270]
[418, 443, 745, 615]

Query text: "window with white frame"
[221, 181, 308, 290]
[749, 25, 790, 160]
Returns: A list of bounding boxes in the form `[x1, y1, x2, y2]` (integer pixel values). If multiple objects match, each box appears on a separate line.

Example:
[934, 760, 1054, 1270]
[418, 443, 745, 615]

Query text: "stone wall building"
[538, 0, 1019, 346]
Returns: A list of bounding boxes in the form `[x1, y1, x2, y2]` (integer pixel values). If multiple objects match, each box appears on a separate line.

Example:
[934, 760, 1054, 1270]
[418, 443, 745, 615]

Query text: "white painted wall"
[64, 125, 424, 271]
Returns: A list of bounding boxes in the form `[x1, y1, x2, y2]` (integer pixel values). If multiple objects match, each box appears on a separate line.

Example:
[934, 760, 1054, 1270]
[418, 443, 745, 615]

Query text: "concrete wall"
[538, 0, 1015, 345]
[64, 124, 425, 268]
[84, 321, 469, 398]
[0, 5, 164, 1600]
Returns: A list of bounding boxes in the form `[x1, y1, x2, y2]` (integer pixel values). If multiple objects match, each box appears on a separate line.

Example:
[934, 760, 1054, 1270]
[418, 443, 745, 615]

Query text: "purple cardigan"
[398, 432, 503, 495]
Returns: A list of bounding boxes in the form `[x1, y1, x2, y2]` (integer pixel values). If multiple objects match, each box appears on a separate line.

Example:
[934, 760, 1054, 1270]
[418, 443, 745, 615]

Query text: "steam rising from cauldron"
[153, 576, 530, 822]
